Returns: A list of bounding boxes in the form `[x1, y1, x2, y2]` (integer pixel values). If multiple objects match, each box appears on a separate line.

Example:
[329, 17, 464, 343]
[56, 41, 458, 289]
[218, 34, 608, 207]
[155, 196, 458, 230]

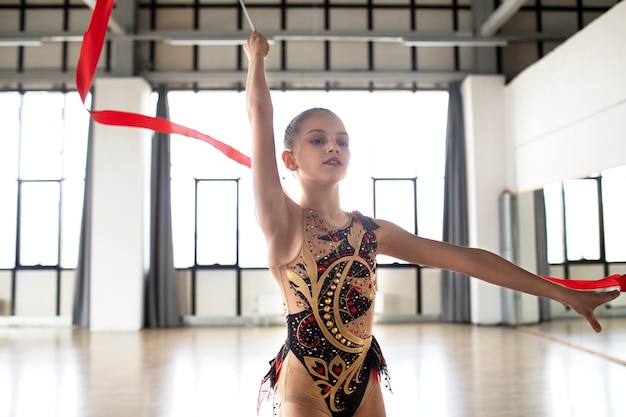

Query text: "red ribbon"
[76, 0, 251, 168]
[543, 274, 626, 292]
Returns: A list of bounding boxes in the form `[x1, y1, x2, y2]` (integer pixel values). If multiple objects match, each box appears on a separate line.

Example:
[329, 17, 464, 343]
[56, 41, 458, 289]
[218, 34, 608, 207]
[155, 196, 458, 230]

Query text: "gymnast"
[243, 30, 620, 417]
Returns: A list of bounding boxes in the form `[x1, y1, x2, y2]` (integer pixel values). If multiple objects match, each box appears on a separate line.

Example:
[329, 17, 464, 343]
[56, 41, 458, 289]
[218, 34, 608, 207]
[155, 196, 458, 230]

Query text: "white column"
[462, 75, 519, 325]
[90, 78, 151, 331]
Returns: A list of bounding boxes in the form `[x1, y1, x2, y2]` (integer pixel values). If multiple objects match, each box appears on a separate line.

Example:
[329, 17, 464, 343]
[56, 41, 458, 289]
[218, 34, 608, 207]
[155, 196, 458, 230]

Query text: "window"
[0, 91, 90, 270]
[168, 90, 449, 268]
[0, 88, 447, 318]
[602, 166, 626, 263]
[374, 178, 417, 264]
[196, 180, 239, 266]
[0, 93, 20, 268]
[0, 91, 90, 317]
[544, 166, 626, 267]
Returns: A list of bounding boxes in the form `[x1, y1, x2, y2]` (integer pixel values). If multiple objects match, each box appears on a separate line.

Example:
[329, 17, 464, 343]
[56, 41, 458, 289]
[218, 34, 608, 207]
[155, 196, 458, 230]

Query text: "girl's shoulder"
[350, 211, 380, 231]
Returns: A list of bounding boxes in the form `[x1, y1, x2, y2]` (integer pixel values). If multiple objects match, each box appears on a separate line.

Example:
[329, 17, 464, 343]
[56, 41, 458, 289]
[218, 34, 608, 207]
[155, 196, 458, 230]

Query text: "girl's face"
[283, 111, 351, 184]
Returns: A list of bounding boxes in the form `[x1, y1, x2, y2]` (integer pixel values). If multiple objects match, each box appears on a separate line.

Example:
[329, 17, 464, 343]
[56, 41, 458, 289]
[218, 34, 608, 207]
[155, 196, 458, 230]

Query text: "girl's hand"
[244, 31, 270, 60]
[564, 288, 620, 332]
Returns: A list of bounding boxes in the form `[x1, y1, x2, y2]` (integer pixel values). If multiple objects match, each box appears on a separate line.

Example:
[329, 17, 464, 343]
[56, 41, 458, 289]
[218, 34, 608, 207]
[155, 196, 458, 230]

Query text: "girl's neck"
[299, 187, 345, 226]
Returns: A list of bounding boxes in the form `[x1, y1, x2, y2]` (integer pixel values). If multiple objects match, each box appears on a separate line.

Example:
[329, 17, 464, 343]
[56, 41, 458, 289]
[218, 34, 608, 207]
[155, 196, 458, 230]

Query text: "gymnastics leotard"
[258, 209, 390, 417]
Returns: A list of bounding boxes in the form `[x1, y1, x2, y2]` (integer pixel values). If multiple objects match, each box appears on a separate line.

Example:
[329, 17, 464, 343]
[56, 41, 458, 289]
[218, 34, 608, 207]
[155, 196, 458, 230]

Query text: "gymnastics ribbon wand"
[238, 0, 256, 32]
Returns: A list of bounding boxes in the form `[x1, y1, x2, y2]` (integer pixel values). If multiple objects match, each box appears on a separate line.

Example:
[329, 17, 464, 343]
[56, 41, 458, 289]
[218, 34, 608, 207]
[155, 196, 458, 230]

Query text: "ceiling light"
[41, 35, 84, 42]
[0, 40, 42, 47]
[402, 37, 507, 47]
[272, 34, 402, 43]
[166, 39, 246, 46]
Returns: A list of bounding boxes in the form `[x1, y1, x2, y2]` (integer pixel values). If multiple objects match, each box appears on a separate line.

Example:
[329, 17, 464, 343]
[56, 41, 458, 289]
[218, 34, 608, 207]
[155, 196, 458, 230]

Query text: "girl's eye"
[310, 138, 323, 144]
[338, 140, 349, 147]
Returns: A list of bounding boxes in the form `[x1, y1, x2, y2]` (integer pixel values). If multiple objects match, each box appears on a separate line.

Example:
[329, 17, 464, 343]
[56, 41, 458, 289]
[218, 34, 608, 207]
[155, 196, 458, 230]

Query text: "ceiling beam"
[480, 0, 528, 37]
[145, 70, 468, 85]
[0, 69, 468, 88]
[82, 0, 126, 35]
[0, 30, 567, 48]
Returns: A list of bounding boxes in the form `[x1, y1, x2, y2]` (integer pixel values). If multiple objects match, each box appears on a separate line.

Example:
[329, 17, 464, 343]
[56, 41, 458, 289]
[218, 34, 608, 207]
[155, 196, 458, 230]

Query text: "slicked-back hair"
[283, 108, 338, 150]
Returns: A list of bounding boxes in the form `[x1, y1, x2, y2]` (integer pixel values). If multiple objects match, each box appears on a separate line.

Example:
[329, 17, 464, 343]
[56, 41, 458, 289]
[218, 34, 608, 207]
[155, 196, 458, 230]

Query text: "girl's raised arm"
[244, 32, 295, 239]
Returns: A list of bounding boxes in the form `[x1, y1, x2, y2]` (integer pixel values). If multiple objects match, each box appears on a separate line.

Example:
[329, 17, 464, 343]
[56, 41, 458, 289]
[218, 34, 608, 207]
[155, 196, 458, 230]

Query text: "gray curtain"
[440, 82, 471, 323]
[144, 85, 181, 328]
[533, 188, 552, 322]
[72, 118, 94, 327]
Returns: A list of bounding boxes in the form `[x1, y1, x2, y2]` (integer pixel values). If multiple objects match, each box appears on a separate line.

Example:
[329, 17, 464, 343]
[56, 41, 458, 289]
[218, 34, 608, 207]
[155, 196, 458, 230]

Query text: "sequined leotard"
[258, 209, 390, 417]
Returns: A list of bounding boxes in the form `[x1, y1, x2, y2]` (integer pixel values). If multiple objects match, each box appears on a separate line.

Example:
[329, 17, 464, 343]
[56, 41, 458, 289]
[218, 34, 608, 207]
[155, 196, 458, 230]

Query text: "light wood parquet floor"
[2, 317, 626, 417]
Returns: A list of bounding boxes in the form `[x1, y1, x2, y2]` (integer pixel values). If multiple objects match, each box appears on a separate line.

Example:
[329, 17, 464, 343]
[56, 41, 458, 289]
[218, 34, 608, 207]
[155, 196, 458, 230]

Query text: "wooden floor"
[2, 317, 626, 417]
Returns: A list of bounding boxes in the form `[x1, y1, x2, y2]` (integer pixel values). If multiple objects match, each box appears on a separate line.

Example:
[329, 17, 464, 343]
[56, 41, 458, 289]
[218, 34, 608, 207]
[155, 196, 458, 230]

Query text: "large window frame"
[168, 89, 449, 317]
[544, 167, 626, 279]
[0, 91, 90, 317]
[0, 88, 448, 319]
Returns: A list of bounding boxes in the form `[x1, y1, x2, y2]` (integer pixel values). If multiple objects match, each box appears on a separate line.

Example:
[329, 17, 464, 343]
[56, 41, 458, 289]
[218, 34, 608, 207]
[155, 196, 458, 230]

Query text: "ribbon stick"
[238, 0, 256, 32]
[542, 274, 626, 292]
[76, 0, 251, 168]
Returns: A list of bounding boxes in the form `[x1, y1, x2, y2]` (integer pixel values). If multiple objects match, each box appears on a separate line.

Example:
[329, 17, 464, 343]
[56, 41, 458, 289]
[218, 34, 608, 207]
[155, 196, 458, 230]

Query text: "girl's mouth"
[324, 157, 342, 166]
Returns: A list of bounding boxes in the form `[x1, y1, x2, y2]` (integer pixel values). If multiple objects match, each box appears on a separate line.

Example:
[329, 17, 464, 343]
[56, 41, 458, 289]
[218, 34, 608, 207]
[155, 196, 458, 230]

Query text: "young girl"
[243, 31, 620, 417]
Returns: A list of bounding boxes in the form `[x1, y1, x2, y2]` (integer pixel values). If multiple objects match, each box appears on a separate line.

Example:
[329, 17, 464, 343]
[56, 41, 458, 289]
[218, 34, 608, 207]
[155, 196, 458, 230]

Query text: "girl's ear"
[282, 150, 298, 171]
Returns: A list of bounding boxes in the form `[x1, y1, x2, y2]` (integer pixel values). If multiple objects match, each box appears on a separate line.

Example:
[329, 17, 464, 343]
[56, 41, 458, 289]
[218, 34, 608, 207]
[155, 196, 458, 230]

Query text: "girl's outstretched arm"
[244, 32, 296, 242]
[376, 218, 620, 332]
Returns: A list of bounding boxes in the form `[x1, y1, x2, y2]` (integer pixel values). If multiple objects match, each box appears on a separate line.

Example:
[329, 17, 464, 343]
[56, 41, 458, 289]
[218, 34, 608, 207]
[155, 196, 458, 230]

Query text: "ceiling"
[0, 0, 619, 90]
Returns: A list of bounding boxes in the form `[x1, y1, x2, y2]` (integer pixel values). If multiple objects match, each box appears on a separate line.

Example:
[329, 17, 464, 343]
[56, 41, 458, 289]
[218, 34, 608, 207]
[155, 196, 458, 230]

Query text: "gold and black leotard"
[259, 209, 390, 417]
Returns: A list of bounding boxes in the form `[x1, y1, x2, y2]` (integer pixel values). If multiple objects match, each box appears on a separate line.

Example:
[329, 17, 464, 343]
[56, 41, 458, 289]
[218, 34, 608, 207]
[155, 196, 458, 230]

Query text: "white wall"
[506, 1, 626, 192]
[90, 78, 151, 331]
[458, 2, 626, 325]
[461, 75, 510, 325]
